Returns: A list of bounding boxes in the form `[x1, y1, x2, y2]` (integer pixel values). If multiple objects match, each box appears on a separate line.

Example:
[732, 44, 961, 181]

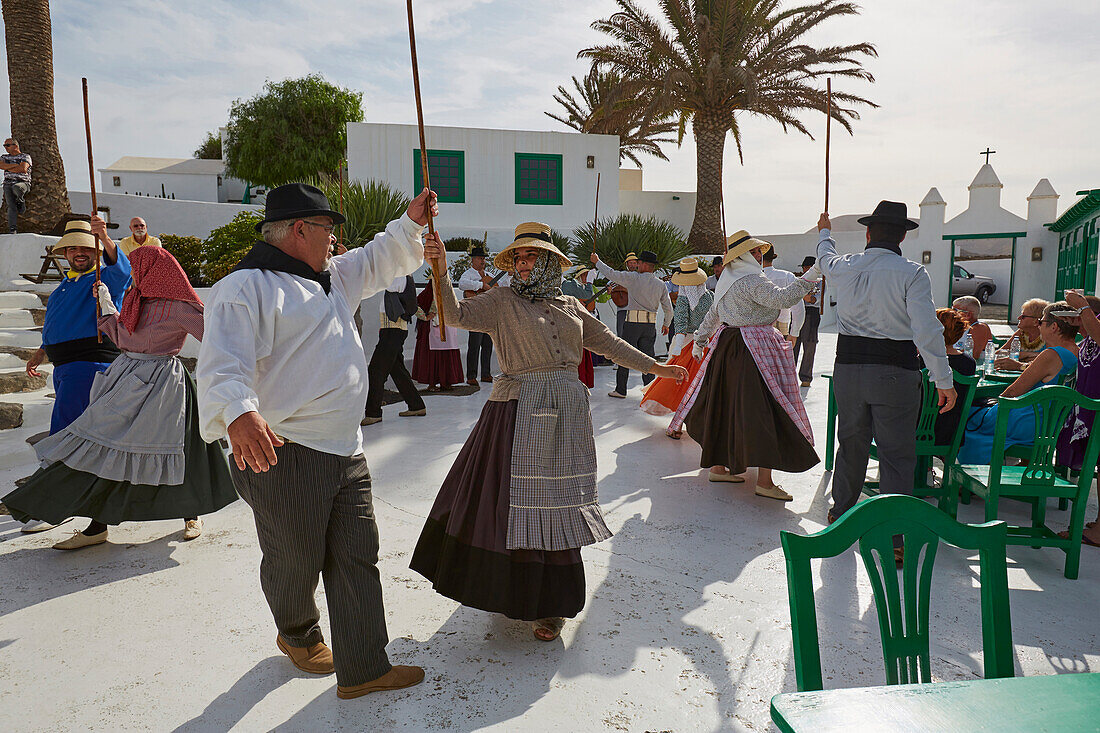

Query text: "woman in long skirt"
[3, 247, 236, 549]
[412, 281, 464, 390]
[684, 231, 819, 501]
[640, 257, 714, 438]
[410, 222, 686, 641]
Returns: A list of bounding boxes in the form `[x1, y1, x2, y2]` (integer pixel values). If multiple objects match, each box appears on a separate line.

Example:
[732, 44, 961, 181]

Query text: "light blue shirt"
[816, 229, 951, 389]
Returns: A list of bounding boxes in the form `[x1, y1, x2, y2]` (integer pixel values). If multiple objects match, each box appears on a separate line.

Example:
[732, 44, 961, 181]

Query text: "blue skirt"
[957, 403, 1035, 465]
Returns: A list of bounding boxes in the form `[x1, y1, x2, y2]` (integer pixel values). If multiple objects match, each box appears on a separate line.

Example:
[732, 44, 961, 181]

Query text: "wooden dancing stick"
[824, 77, 832, 215]
[337, 159, 345, 244]
[82, 77, 103, 344]
[407, 0, 447, 342]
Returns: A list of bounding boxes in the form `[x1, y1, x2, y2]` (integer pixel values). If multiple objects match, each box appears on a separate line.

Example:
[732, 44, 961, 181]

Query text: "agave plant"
[308, 175, 411, 248]
[570, 214, 690, 272]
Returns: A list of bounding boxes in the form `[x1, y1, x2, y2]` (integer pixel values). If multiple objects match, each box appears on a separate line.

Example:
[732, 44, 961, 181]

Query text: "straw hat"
[671, 257, 707, 286]
[493, 222, 572, 271]
[623, 252, 639, 264]
[50, 220, 99, 254]
[722, 230, 771, 266]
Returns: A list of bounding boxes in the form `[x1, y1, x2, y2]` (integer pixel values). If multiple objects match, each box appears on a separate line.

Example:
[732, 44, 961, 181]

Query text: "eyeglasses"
[1016, 314, 1038, 321]
[300, 220, 335, 234]
[2, 143, 14, 148]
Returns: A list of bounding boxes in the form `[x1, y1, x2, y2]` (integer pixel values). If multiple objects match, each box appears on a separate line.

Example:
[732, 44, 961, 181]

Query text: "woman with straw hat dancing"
[640, 257, 714, 438]
[410, 222, 687, 641]
[683, 231, 820, 500]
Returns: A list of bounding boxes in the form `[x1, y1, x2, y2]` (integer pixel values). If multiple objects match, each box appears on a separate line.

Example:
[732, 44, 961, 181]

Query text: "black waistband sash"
[836, 334, 919, 370]
[43, 336, 121, 367]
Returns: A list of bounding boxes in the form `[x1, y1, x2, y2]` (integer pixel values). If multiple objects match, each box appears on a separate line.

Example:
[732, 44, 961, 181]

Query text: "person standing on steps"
[591, 249, 673, 399]
[1, 138, 31, 233]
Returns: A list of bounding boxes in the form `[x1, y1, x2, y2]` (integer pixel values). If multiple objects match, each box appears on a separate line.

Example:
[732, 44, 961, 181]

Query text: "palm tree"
[582, 0, 876, 252]
[2, 0, 71, 232]
[546, 66, 677, 167]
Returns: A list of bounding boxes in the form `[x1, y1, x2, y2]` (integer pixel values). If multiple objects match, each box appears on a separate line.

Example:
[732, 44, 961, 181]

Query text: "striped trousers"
[231, 442, 392, 686]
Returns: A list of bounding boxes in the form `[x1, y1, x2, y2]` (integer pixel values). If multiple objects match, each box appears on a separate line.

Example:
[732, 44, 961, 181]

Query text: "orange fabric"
[640, 341, 704, 416]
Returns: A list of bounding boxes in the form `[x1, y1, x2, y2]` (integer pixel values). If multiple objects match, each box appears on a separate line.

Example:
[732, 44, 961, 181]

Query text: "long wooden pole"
[337, 160, 345, 244]
[82, 78, 102, 343]
[407, 0, 446, 341]
[825, 78, 832, 215]
[592, 171, 601, 255]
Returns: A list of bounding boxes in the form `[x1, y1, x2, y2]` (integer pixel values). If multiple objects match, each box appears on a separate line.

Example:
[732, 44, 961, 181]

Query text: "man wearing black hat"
[817, 203, 955, 553]
[197, 183, 437, 699]
[458, 246, 500, 384]
[793, 256, 822, 386]
[591, 249, 674, 398]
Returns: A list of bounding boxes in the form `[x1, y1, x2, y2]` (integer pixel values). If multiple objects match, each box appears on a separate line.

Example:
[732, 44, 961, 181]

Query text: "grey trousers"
[4, 181, 29, 232]
[616, 321, 656, 394]
[831, 363, 921, 517]
[231, 443, 392, 686]
[793, 307, 820, 383]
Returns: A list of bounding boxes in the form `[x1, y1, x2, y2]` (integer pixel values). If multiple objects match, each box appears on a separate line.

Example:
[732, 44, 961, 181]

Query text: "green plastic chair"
[945, 385, 1100, 579]
[780, 494, 1014, 692]
[864, 369, 979, 510]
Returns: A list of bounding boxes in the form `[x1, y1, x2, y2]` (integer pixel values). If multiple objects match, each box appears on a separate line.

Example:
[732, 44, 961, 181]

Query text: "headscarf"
[118, 246, 202, 333]
[714, 251, 764, 304]
[509, 250, 563, 302]
[678, 283, 708, 310]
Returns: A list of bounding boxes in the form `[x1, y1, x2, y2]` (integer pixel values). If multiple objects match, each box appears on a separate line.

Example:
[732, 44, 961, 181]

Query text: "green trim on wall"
[942, 232, 1027, 241]
[1048, 189, 1100, 233]
[414, 149, 465, 203]
[515, 153, 563, 205]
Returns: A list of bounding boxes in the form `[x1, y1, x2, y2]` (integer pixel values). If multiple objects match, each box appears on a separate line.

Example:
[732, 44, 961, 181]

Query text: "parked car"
[952, 264, 997, 303]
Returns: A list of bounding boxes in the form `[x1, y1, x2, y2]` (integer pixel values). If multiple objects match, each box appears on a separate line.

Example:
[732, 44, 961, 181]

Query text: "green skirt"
[2, 371, 237, 525]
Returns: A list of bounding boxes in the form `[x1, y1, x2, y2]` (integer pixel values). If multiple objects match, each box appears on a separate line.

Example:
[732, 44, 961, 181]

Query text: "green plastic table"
[982, 369, 1021, 383]
[771, 673, 1100, 732]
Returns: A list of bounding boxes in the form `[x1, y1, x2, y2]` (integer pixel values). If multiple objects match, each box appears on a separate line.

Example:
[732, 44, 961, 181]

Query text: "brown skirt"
[685, 327, 819, 474]
[410, 399, 586, 621]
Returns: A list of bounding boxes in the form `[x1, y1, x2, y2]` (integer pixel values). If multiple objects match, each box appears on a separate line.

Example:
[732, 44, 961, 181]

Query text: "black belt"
[43, 336, 121, 367]
[835, 334, 919, 371]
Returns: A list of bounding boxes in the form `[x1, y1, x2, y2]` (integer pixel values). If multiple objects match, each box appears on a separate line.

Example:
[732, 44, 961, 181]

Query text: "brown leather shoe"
[337, 665, 425, 699]
[276, 635, 334, 675]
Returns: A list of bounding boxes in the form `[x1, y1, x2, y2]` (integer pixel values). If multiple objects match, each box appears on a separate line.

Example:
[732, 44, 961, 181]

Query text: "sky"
[2, 0, 1098, 233]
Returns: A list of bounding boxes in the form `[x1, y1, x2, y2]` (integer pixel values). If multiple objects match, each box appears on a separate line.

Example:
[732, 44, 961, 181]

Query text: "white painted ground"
[1, 333, 1098, 732]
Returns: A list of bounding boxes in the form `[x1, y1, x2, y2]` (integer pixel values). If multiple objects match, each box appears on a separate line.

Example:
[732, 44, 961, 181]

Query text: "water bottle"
[983, 341, 996, 376]
[1009, 338, 1020, 361]
[956, 330, 973, 359]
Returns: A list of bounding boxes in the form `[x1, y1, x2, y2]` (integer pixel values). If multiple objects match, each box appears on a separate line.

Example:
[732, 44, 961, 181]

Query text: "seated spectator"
[952, 295, 992, 359]
[1057, 291, 1100, 546]
[933, 307, 976, 447]
[959, 302, 1079, 465]
[1, 138, 31, 234]
[994, 297, 1050, 371]
[119, 217, 162, 256]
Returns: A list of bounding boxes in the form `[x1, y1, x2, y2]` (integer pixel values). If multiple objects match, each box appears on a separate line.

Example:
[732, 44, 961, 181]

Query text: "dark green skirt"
[2, 372, 237, 525]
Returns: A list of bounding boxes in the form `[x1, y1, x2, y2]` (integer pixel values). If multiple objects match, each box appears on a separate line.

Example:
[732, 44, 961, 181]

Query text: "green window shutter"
[514, 153, 563, 205]
[413, 149, 465, 203]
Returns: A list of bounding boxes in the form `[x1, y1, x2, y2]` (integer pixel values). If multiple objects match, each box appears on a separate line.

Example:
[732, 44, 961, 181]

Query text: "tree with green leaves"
[193, 130, 222, 159]
[224, 74, 363, 189]
[570, 214, 690, 271]
[582, 0, 876, 252]
[307, 176, 410, 249]
[546, 66, 677, 167]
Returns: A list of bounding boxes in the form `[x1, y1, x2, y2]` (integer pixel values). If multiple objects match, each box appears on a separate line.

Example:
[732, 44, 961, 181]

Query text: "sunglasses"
[2, 143, 14, 148]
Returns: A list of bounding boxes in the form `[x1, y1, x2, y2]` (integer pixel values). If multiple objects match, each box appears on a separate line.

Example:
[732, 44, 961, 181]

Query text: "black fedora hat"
[639, 250, 658, 264]
[800, 256, 816, 268]
[857, 200, 918, 231]
[470, 246, 488, 258]
[255, 182, 347, 233]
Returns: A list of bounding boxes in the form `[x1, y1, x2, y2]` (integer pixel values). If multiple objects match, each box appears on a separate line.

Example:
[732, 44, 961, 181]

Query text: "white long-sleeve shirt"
[197, 214, 425, 456]
[816, 228, 951, 389]
[763, 265, 806, 335]
[458, 267, 509, 294]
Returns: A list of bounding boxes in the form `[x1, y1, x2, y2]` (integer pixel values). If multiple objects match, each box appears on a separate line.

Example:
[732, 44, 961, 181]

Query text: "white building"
[346, 122, 696, 248]
[99, 156, 249, 204]
[756, 162, 1060, 325]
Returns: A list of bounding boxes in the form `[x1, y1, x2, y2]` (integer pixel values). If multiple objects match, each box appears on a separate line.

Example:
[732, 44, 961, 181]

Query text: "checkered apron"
[740, 325, 814, 445]
[507, 369, 612, 551]
[669, 325, 727, 432]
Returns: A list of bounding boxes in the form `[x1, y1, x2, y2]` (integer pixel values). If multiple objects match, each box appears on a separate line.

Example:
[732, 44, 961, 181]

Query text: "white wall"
[100, 170, 220, 203]
[70, 191, 262, 240]
[619, 190, 697, 238]
[347, 123, 620, 249]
